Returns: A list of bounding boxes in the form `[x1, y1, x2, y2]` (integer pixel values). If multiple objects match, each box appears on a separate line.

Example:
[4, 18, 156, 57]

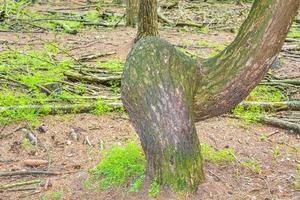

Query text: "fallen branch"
[77, 51, 116, 62]
[0, 170, 60, 177]
[64, 71, 121, 85]
[261, 79, 300, 86]
[0, 102, 123, 115]
[240, 101, 300, 111]
[0, 179, 41, 190]
[259, 116, 300, 134]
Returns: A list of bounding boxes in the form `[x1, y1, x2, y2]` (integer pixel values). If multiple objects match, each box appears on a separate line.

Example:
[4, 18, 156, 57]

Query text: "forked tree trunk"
[122, 0, 300, 192]
[135, 0, 158, 41]
[126, 0, 139, 27]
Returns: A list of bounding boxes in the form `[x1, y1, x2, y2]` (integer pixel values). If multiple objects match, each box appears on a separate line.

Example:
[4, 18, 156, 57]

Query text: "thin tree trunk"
[126, 0, 139, 27]
[122, 0, 300, 192]
[135, 0, 158, 41]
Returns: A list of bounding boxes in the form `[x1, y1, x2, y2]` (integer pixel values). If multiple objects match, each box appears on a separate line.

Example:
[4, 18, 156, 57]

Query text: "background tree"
[122, 0, 300, 192]
[135, 0, 158, 41]
[126, 0, 139, 27]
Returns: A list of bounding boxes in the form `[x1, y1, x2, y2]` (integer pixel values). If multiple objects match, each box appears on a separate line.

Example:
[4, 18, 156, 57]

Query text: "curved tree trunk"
[122, 0, 300, 192]
[194, 0, 299, 120]
[126, 0, 139, 27]
[135, 0, 158, 41]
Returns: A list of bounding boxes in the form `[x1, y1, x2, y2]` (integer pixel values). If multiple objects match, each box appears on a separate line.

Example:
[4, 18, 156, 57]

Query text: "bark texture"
[135, 0, 158, 41]
[194, 0, 300, 120]
[122, 0, 300, 192]
[126, 0, 139, 27]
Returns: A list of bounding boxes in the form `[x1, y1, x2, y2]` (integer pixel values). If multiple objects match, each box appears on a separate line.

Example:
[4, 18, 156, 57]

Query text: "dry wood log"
[64, 71, 121, 84]
[77, 52, 116, 62]
[3, 187, 37, 192]
[0, 170, 60, 177]
[259, 116, 300, 134]
[285, 38, 299, 43]
[23, 159, 49, 167]
[240, 101, 300, 111]
[261, 79, 300, 86]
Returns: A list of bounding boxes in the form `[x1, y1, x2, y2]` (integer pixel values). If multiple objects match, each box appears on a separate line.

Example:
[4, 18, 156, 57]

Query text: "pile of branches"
[158, 0, 251, 31]
[0, 0, 125, 33]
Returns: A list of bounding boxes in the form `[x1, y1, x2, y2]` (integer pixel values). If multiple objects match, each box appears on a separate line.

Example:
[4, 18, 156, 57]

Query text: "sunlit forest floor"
[0, 0, 299, 199]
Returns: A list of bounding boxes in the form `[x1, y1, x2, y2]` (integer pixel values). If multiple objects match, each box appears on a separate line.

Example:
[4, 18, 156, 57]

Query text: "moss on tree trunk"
[122, 38, 204, 191]
[122, 0, 300, 192]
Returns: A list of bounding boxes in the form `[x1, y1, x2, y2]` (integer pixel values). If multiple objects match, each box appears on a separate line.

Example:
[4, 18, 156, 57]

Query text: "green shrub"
[85, 142, 146, 191]
[148, 179, 160, 197]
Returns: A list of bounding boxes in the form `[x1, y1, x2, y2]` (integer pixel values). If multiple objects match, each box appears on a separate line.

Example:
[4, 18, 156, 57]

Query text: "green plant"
[288, 28, 300, 38]
[0, 45, 75, 124]
[241, 159, 262, 173]
[273, 145, 281, 158]
[148, 178, 160, 198]
[198, 26, 210, 33]
[85, 142, 146, 191]
[41, 190, 63, 200]
[91, 100, 113, 115]
[232, 85, 287, 123]
[259, 134, 268, 141]
[128, 175, 144, 193]
[97, 60, 124, 72]
[233, 104, 262, 123]
[197, 39, 227, 51]
[293, 164, 300, 189]
[245, 85, 287, 102]
[201, 143, 236, 163]
[21, 137, 34, 150]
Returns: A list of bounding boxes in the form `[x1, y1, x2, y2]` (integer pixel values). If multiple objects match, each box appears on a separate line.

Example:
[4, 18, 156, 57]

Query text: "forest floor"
[0, 0, 300, 200]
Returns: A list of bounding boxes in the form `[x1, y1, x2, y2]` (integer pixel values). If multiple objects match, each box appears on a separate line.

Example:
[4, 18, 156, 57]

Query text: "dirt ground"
[0, 113, 299, 200]
[1, 1, 300, 200]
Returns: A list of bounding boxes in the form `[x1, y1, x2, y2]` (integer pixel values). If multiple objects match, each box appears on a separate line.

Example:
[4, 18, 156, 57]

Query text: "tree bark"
[126, 0, 139, 27]
[122, 0, 300, 192]
[194, 0, 300, 120]
[135, 0, 158, 41]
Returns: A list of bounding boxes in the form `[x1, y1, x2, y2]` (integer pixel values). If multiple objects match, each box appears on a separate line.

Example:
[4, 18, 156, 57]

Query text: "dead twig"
[0, 170, 60, 177]
[0, 179, 42, 190]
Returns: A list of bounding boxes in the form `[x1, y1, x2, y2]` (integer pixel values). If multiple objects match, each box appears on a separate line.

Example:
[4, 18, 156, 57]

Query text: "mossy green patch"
[148, 179, 160, 197]
[241, 159, 262, 173]
[293, 165, 300, 189]
[288, 28, 300, 38]
[232, 85, 288, 123]
[97, 60, 124, 72]
[84, 142, 146, 191]
[0, 45, 75, 124]
[41, 190, 63, 200]
[201, 143, 236, 163]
